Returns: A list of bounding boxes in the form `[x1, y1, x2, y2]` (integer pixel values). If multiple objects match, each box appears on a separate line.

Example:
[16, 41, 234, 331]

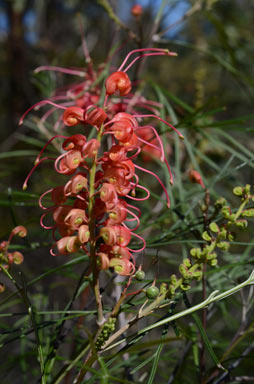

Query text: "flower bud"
[217, 242, 230, 251]
[233, 186, 244, 196]
[135, 270, 145, 281]
[202, 231, 211, 242]
[235, 219, 248, 229]
[242, 209, 254, 217]
[146, 286, 159, 299]
[105, 71, 131, 96]
[209, 222, 219, 233]
[11, 226, 27, 238]
[62, 107, 84, 126]
[131, 4, 143, 17]
[13, 251, 24, 265]
[183, 258, 191, 267]
[189, 170, 205, 188]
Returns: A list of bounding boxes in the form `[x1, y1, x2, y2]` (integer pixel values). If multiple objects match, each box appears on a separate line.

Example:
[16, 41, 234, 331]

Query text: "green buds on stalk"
[95, 317, 116, 350]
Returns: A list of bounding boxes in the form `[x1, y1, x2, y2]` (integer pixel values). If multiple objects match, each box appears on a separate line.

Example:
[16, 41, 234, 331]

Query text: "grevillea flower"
[189, 170, 205, 188]
[62, 106, 85, 126]
[22, 47, 180, 277]
[105, 71, 132, 96]
[0, 226, 27, 292]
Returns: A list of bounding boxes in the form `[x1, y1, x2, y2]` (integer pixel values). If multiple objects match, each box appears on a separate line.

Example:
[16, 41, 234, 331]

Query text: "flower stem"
[88, 125, 105, 326]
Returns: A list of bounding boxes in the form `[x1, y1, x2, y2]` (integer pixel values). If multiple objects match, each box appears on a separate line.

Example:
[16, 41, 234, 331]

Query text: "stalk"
[88, 125, 105, 326]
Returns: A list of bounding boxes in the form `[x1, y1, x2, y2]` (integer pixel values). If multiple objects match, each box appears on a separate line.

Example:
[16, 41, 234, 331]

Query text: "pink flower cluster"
[21, 48, 182, 276]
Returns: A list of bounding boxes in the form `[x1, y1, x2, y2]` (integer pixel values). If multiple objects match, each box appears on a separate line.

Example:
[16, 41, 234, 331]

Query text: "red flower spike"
[62, 106, 85, 126]
[105, 71, 131, 96]
[189, 170, 205, 189]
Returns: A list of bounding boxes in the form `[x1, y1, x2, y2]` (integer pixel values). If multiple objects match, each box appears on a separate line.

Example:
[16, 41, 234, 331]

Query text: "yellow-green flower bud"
[180, 283, 191, 291]
[217, 242, 230, 251]
[202, 231, 211, 242]
[233, 186, 244, 196]
[215, 197, 226, 209]
[160, 283, 167, 294]
[235, 220, 248, 229]
[242, 209, 254, 218]
[209, 222, 219, 233]
[183, 258, 191, 267]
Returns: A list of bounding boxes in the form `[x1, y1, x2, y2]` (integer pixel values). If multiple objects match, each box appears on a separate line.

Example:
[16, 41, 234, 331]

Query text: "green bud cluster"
[95, 317, 116, 350]
[167, 185, 253, 300]
[191, 185, 254, 267]
[167, 260, 202, 298]
[190, 245, 218, 266]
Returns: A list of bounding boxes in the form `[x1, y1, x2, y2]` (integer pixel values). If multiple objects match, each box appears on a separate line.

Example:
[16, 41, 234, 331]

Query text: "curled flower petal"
[53, 206, 72, 225]
[100, 183, 118, 210]
[97, 252, 110, 270]
[13, 251, 24, 265]
[112, 226, 132, 247]
[64, 208, 88, 228]
[56, 236, 81, 255]
[100, 226, 117, 246]
[64, 173, 88, 196]
[109, 258, 135, 276]
[62, 134, 87, 151]
[62, 106, 85, 126]
[105, 71, 131, 96]
[85, 106, 108, 127]
[11, 226, 27, 238]
[82, 139, 100, 159]
[78, 225, 90, 244]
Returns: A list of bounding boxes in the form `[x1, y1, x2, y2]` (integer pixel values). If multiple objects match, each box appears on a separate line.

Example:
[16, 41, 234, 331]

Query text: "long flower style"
[22, 48, 181, 284]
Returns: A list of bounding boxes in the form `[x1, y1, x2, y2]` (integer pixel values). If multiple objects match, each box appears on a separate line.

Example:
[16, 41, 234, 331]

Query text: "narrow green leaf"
[183, 293, 226, 371]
